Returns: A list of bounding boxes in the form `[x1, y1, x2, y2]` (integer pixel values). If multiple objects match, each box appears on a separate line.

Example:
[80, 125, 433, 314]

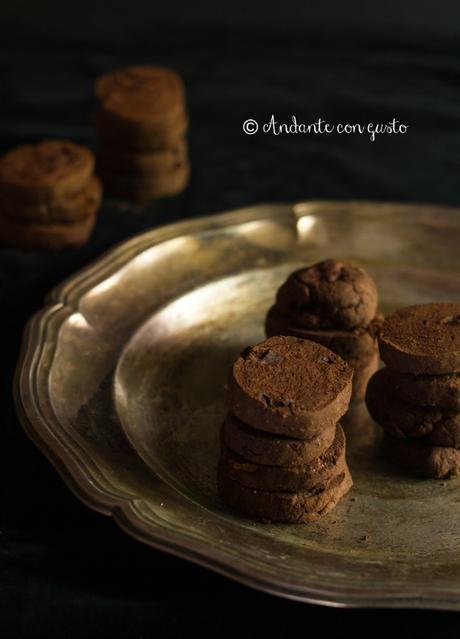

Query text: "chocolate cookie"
[100, 162, 190, 204]
[0, 140, 94, 202]
[265, 305, 378, 361]
[97, 139, 187, 176]
[222, 413, 336, 467]
[227, 336, 353, 438]
[388, 369, 460, 410]
[274, 259, 378, 331]
[219, 424, 346, 491]
[384, 434, 460, 479]
[366, 368, 460, 447]
[1, 176, 102, 225]
[379, 303, 460, 374]
[0, 212, 96, 251]
[95, 66, 187, 146]
[218, 466, 352, 523]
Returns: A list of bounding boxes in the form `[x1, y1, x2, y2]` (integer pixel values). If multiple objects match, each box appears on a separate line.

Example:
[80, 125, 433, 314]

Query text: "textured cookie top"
[96, 65, 185, 122]
[0, 140, 94, 198]
[275, 259, 378, 330]
[230, 335, 352, 414]
[379, 303, 460, 374]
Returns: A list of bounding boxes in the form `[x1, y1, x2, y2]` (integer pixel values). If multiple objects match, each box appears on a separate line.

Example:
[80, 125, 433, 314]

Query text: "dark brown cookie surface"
[379, 303, 460, 374]
[100, 162, 190, 204]
[217, 466, 352, 523]
[219, 424, 346, 491]
[274, 260, 378, 331]
[387, 369, 460, 410]
[265, 305, 378, 361]
[0, 212, 96, 251]
[97, 139, 187, 176]
[350, 351, 380, 402]
[222, 413, 336, 467]
[1, 176, 102, 225]
[96, 65, 185, 124]
[0, 140, 94, 201]
[366, 368, 460, 447]
[227, 336, 353, 438]
[384, 434, 460, 479]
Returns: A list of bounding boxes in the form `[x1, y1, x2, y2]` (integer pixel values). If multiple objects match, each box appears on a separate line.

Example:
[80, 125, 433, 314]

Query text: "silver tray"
[15, 200, 460, 609]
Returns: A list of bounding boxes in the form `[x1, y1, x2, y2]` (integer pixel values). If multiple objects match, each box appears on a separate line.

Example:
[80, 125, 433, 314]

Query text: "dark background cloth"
[3, 2, 460, 637]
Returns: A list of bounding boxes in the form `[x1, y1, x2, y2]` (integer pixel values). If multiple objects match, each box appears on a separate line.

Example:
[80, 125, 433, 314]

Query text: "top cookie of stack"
[95, 65, 189, 204]
[265, 259, 381, 400]
[366, 303, 460, 478]
[0, 139, 102, 250]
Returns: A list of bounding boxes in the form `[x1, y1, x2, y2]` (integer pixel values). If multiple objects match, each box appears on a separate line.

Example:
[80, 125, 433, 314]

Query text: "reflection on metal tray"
[15, 200, 460, 609]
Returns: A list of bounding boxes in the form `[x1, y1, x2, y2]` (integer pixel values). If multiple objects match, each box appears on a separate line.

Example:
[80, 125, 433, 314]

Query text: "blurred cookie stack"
[265, 259, 381, 400]
[0, 140, 101, 250]
[218, 335, 353, 523]
[366, 303, 460, 479]
[95, 65, 189, 204]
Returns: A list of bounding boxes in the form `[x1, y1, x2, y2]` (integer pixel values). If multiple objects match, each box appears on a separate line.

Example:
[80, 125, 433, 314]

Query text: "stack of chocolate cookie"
[0, 139, 101, 250]
[95, 65, 189, 204]
[366, 303, 460, 479]
[218, 335, 354, 523]
[265, 259, 381, 400]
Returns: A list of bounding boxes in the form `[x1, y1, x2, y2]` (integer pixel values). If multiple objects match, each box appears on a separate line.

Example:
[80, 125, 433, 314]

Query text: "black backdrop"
[3, 2, 460, 637]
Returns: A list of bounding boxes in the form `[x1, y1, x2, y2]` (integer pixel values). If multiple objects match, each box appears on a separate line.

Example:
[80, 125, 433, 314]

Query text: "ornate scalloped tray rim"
[14, 200, 460, 610]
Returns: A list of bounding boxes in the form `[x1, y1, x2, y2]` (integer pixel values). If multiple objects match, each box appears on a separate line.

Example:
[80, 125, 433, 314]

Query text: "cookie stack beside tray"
[95, 65, 189, 204]
[0, 139, 102, 250]
[366, 303, 460, 479]
[265, 259, 381, 401]
[218, 335, 354, 523]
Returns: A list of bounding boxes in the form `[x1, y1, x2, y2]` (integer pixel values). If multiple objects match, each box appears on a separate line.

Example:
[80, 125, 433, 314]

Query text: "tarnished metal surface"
[15, 201, 460, 608]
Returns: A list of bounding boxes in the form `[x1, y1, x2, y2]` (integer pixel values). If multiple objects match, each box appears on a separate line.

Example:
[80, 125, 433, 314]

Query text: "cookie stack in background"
[366, 303, 460, 479]
[95, 65, 189, 204]
[265, 259, 381, 401]
[218, 336, 354, 523]
[0, 140, 101, 250]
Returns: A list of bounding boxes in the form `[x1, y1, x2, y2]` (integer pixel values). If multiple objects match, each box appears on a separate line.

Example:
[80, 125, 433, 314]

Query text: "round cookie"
[366, 368, 460, 448]
[265, 305, 378, 361]
[379, 303, 460, 375]
[218, 466, 353, 523]
[219, 424, 346, 492]
[222, 413, 336, 467]
[95, 65, 187, 146]
[227, 335, 353, 439]
[97, 139, 187, 176]
[388, 369, 460, 410]
[0, 212, 96, 251]
[275, 259, 378, 331]
[0, 140, 94, 202]
[383, 434, 460, 479]
[1, 176, 102, 225]
[100, 162, 190, 204]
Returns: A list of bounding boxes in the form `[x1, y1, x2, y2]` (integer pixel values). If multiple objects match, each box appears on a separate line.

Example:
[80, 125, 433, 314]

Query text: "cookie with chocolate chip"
[388, 369, 460, 410]
[217, 466, 352, 523]
[275, 259, 378, 331]
[384, 434, 460, 479]
[0, 140, 94, 202]
[366, 368, 460, 448]
[265, 304, 378, 361]
[222, 413, 336, 467]
[219, 423, 346, 491]
[379, 303, 460, 374]
[227, 335, 353, 438]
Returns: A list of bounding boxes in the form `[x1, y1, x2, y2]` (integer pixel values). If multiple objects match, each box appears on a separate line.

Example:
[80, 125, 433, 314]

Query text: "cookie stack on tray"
[218, 335, 354, 523]
[366, 303, 460, 479]
[0, 139, 102, 250]
[95, 65, 189, 204]
[265, 259, 381, 401]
